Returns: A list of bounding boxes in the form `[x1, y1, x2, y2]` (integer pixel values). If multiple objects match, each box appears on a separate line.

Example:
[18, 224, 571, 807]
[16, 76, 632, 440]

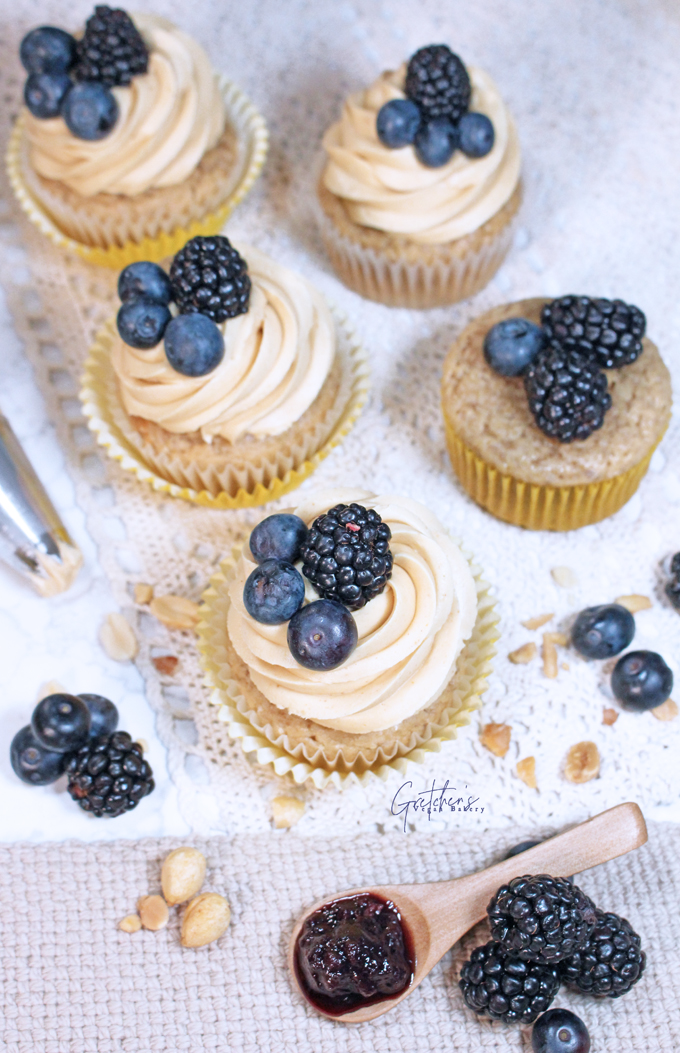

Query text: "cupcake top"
[227, 490, 477, 734]
[23, 11, 225, 197]
[321, 47, 520, 245]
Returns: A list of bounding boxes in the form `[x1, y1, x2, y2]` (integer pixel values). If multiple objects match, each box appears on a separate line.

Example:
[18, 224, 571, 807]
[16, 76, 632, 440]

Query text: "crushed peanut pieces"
[602, 708, 619, 726]
[152, 655, 179, 676]
[516, 757, 537, 789]
[615, 594, 653, 614]
[521, 613, 554, 631]
[150, 595, 201, 630]
[551, 566, 578, 589]
[651, 698, 678, 722]
[133, 583, 154, 604]
[564, 741, 600, 783]
[480, 723, 512, 758]
[119, 914, 141, 934]
[99, 612, 138, 662]
[508, 642, 537, 664]
[271, 796, 305, 829]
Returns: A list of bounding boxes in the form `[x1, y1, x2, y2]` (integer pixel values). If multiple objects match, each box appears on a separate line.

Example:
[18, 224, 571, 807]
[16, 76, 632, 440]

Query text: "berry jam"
[295, 893, 413, 1015]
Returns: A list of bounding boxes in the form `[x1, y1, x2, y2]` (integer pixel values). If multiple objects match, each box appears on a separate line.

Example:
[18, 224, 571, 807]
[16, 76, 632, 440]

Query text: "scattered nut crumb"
[542, 633, 558, 679]
[271, 796, 305, 828]
[99, 613, 138, 662]
[615, 594, 652, 614]
[516, 757, 537, 789]
[508, 642, 537, 664]
[138, 895, 169, 931]
[35, 679, 67, 703]
[135, 738, 148, 753]
[564, 742, 600, 784]
[150, 595, 201, 630]
[521, 613, 554, 631]
[134, 583, 154, 604]
[152, 655, 179, 676]
[652, 699, 678, 722]
[181, 893, 231, 948]
[545, 632, 568, 647]
[602, 708, 619, 726]
[119, 914, 141, 934]
[551, 566, 577, 589]
[161, 848, 207, 906]
[561, 662, 570, 671]
[480, 723, 512, 758]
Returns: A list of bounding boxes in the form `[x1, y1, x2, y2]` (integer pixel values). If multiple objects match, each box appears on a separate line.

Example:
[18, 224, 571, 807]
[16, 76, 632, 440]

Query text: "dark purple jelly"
[295, 893, 413, 1014]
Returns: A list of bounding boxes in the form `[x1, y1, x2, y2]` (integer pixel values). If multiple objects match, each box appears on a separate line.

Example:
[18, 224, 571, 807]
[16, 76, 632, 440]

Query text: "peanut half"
[150, 595, 201, 630]
[480, 723, 511, 758]
[181, 893, 231, 948]
[516, 757, 537, 789]
[119, 914, 141, 934]
[161, 847, 207, 905]
[615, 594, 652, 614]
[520, 613, 554, 631]
[99, 613, 138, 662]
[564, 742, 600, 784]
[271, 796, 305, 829]
[651, 698, 678, 722]
[508, 642, 537, 665]
[138, 895, 169, 931]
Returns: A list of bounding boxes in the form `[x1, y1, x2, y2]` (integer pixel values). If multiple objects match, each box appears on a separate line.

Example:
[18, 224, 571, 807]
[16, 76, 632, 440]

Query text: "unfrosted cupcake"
[442, 296, 672, 530]
[318, 44, 522, 308]
[9, 8, 267, 265]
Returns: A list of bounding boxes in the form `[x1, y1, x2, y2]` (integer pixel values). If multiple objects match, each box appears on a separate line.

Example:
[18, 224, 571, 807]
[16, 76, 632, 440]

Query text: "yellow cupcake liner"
[80, 308, 370, 510]
[196, 545, 498, 788]
[444, 415, 670, 531]
[6, 76, 268, 269]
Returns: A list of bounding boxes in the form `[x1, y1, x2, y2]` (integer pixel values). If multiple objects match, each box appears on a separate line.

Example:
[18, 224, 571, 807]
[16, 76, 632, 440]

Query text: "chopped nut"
[551, 566, 577, 589]
[602, 708, 619, 726]
[138, 895, 169, 931]
[480, 723, 511, 758]
[564, 742, 600, 784]
[134, 583, 154, 605]
[542, 633, 558, 679]
[119, 914, 141, 934]
[135, 738, 148, 753]
[181, 893, 231, 948]
[150, 595, 201, 630]
[152, 655, 179, 676]
[545, 632, 568, 647]
[615, 594, 652, 614]
[561, 662, 570, 671]
[521, 613, 554, 631]
[271, 796, 305, 829]
[516, 757, 537, 789]
[35, 679, 67, 703]
[508, 642, 537, 665]
[161, 847, 207, 906]
[652, 699, 678, 722]
[99, 613, 138, 662]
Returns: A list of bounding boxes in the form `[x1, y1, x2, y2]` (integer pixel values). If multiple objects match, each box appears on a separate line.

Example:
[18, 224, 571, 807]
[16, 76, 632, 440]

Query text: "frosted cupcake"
[442, 296, 672, 530]
[318, 44, 522, 308]
[9, 8, 267, 265]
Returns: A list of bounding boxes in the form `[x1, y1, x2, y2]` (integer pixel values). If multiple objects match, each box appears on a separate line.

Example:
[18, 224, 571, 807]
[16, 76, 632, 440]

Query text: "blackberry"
[65, 731, 154, 817]
[459, 940, 560, 1024]
[559, 910, 645, 998]
[666, 552, 680, 611]
[405, 44, 471, 122]
[74, 6, 148, 87]
[169, 236, 251, 323]
[488, 875, 598, 964]
[300, 503, 393, 610]
[525, 345, 612, 443]
[541, 296, 646, 370]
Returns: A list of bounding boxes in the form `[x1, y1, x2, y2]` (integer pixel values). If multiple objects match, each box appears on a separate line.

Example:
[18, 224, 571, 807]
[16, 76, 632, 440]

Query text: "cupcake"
[8, 8, 267, 266]
[198, 490, 499, 785]
[81, 236, 368, 506]
[442, 296, 672, 530]
[318, 44, 522, 308]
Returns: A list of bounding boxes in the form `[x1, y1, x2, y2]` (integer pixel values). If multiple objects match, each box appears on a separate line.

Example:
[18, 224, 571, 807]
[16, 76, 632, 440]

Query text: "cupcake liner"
[196, 543, 498, 788]
[80, 308, 370, 510]
[6, 76, 268, 269]
[444, 415, 670, 531]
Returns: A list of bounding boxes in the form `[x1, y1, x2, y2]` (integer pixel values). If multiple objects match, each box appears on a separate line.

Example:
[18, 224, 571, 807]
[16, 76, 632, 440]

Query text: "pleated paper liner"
[444, 416, 670, 531]
[196, 544, 498, 788]
[316, 178, 522, 309]
[6, 76, 268, 269]
[80, 309, 370, 510]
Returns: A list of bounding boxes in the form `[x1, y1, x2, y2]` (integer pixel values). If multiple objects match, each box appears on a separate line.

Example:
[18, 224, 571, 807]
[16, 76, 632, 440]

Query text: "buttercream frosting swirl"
[24, 13, 226, 197]
[112, 245, 336, 443]
[322, 64, 521, 244]
[227, 490, 478, 733]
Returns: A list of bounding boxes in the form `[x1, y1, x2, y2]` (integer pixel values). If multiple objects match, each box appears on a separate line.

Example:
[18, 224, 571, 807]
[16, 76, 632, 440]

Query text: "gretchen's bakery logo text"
[390, 780, 484, 832]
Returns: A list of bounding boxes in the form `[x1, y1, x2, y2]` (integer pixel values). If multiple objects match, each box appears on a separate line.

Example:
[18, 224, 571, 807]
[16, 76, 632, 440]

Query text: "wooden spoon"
[289, 801, 647, 1023]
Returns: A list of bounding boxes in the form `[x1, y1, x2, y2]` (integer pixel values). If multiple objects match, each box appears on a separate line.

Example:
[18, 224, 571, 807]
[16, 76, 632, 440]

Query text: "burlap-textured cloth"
[0, 822, 677, 1052]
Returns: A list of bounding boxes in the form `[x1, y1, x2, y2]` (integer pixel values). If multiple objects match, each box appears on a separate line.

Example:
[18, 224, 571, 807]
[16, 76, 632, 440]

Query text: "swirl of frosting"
[112, 245, 336, 443]
[23, 13, 226, 197]
[227, 490, 478, 734]
[322, 64, 521, 244]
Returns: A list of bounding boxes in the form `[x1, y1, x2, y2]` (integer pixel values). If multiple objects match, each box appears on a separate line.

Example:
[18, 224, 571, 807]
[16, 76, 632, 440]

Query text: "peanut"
[119, 914, 141, 934]
[480, 723, 511, 758]
[602, 708, 619, 726]
[520, 613, 554, 631]
[508, 642, 537, 665]
[134, 583, 154, 604]
[99, 613, 138, 661]
[615, 594, 652, 614]
[564, 742, 600, 784]
[271, 796, 305, 829]
[516, 757, 537, 789]
[542, 633, 558, 679]
[181, 893, 231, 948]
[161, 847, 207, 905]
[651, 698, 678, 722]
[150, 595, 200, 630]
[138, 895, 169, 931]
[551, 566, 577, 588]
[152, 655, 179, 676]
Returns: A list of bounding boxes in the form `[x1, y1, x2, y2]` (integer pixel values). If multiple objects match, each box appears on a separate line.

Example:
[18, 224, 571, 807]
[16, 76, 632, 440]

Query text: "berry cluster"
[483, 294, 648, 443]
[116, 237, 251, 377]
[10, 692, 154, 818]
[19, 8, 148, 140]
[376, 45, 495, 168]
[666, 552, 680, 612]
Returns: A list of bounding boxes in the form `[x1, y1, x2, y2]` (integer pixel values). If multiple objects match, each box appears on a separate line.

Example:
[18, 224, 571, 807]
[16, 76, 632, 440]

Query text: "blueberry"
[31, 693, 91, 753]
[250, 514, 308, 564]
[20, 27, 76, 74]
[483, 318, 545, 376]
[458, 111, 495, 158]
[117, 300, 171, 350]
[532, 1009, 590, 1053]
[288, 599, 358, 670]
[164, 314, 225, 377]
[413, 117, 458, 167]
[376, 99, 421, 148]
[243, 560, 305, 625]
[24, 72, 72, 119]
[118, 262, 172, 306]
[62, 81, 118, 140]
[571, 603, 635, 659]
[611, 650, 673, 711]
[78, 694, 119, 739]
[10, 725, 66, 786]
